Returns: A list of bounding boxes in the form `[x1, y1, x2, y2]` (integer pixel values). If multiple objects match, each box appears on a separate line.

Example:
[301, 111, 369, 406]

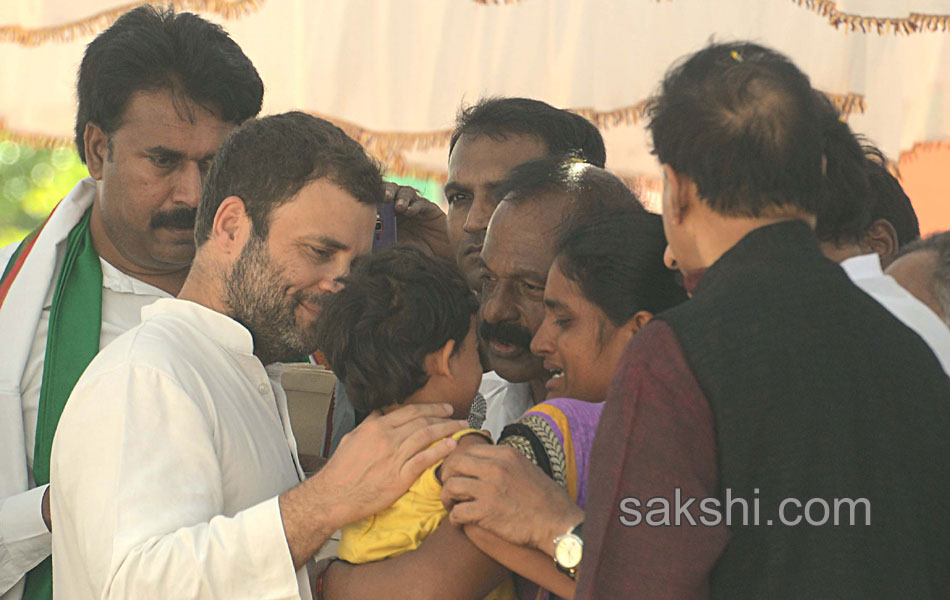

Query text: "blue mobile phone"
[372, 202, 397, 250]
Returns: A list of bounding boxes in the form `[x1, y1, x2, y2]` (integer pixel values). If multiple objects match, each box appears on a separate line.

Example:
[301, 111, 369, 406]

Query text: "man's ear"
[211, 196, 252, 257]
[84, 123, 109, 180]
[864, 218, 900, 267]
[424, 339, 456, 379]
[662, 164, 695, 225]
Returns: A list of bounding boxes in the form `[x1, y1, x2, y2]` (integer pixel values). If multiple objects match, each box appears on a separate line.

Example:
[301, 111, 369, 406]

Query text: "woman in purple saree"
[478, 205, 688, 599]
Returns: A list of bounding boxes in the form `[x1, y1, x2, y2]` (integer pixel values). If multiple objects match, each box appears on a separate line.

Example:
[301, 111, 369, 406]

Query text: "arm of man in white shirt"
[51, 365, 464, 598]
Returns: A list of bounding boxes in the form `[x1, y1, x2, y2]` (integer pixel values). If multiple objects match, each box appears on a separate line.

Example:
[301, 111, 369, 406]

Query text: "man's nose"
[462, 195, 495, 235]
[174, 161, 202, 208]
[316, 278, 344, 295]
[480, 282, 518, 324]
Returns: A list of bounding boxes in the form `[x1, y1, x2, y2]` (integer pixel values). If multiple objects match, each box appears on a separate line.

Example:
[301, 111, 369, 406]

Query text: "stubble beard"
[224, 236, 317, 365]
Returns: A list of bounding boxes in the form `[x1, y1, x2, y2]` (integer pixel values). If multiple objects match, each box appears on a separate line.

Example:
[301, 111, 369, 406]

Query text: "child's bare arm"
[465, 523, 576, 599]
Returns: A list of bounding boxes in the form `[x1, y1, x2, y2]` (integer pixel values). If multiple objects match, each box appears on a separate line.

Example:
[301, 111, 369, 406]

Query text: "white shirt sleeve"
[51, 364, 301, 600]
[0, 484, 50, 595]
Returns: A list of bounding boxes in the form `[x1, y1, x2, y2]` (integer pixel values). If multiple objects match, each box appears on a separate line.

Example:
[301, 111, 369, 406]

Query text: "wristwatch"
[553, 522, 583, 580]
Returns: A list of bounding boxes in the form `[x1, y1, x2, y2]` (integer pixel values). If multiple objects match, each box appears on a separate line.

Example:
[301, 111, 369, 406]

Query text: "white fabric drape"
[2, 0, 949, 206]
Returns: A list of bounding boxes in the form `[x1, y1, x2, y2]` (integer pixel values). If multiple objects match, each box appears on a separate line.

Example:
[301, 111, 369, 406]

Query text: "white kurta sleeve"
[0, 484, 51, 594]
[50, 364, 301, 600]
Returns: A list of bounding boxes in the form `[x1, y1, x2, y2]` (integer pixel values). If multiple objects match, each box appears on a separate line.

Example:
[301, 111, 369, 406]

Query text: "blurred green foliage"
[0, 140, 444, 253]
[0, 142, 88, 248]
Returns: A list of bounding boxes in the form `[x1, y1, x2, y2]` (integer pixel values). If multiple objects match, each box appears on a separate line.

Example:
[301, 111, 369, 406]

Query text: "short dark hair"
[449, 97, 607, 168]
[814, 95, 871, 244]
[813, 93, 920, 247]
[894, 231, 950, 322]
[864, 145, 920, 247]
[196, 112, 384, 245]
[647, 42, 824, 217]
[75, 5, 263, 163]
[556, 207, 688, 326]
[314, 247, 479, 412]
[497, 156, 643, 215]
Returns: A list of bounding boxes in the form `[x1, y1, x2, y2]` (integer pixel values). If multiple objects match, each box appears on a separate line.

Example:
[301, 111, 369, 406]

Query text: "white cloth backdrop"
[1, 0, 949, 208]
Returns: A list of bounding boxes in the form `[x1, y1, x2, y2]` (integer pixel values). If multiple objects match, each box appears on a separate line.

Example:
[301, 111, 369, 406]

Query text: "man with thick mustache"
[477, 158, 641, 423]
[447, 99, 608, 436]
[0, 8, 263, 600]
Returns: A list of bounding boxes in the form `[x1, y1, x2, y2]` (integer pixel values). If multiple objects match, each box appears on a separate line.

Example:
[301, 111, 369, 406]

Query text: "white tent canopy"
[2, 0, 949, 208]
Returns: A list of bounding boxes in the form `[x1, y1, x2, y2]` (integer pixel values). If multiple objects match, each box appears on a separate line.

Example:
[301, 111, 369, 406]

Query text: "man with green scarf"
[0, 7, 263, 600]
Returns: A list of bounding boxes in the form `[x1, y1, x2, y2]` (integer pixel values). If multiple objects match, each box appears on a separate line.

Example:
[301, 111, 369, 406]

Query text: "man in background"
[814, 103, 948, 374]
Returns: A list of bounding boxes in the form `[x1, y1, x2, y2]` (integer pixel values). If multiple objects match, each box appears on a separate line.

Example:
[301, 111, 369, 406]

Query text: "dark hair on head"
[647, 41, 825, 217]
[813, 94, 872, 244]
[75, 4, 263, 163]
[314, 247, 479, 412]
[864, 145, 920, 247]
[556, 207, 688, 326]
[449, 97, 607, 168]
[812, 92, 920, 248]
[196, 111, 384, 245]
[497, 156, 644, 215]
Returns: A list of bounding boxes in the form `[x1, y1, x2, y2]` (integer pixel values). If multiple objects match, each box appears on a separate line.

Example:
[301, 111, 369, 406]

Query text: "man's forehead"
[446, 133, 549, 186]
[275, 179, 375, 246]
[482, 203, 566, 277]
[115, 89, 233, 145]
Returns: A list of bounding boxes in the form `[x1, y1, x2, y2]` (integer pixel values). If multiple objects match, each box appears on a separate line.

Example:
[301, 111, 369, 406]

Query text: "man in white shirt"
[51, 111, 466, 599]
[0, 8, 264, 599]
[812, 111, 950, 375]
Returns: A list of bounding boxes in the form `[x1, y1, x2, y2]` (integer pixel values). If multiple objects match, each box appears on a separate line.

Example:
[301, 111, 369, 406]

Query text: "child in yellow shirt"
[314, 247, 514, 599]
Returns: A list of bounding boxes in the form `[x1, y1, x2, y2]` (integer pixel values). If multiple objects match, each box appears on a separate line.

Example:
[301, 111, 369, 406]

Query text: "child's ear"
[424, 339, 456, 378]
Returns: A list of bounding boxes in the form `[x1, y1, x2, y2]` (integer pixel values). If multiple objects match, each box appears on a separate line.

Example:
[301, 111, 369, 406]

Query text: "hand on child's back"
[436, 432, 492, 485]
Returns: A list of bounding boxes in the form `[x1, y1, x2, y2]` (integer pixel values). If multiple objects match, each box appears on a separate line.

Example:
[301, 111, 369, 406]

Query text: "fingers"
[448, 497, 489, 527]
[382, 181, 398, 203]
[441, 472, 482, 506]
[400, 436, 458, 484]
[438, 447, 490, 481]
[383, 183, 424, 214]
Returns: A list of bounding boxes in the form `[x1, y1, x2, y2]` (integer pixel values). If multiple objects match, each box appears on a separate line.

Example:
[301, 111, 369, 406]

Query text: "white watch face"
[555, 535, 583, 569]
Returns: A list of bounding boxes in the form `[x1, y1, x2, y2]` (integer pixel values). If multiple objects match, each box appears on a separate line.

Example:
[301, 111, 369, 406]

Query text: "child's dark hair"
[314, 247, 479, 412]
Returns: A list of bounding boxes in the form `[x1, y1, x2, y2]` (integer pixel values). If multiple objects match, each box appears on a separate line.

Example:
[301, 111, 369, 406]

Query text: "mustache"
[479, 320, 534, 350]
[150, 208, 197, 230]
[296, 289, 323, 307]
